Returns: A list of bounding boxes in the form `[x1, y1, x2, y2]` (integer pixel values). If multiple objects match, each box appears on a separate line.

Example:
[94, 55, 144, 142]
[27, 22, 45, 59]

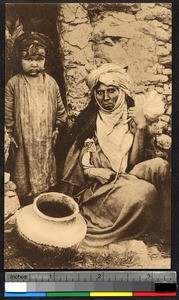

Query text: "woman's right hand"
[84, 168, 115, 184]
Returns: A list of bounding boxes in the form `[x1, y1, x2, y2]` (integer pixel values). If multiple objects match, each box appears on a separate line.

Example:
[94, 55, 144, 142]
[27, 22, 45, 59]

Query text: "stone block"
[162, 24, 169, 30]
[166, 105, 172, 115]
[156, 64, 165, 74]
[158, 55, 172, 66]
[166, 43, 172, 52]
[151, 27, 171, 42]
[162, 68, 172, 75]
[155, 87, 164, 94]
[156, 41, 165, 46]
[156, 46, 170, 56]
[163, 83, 172, 95]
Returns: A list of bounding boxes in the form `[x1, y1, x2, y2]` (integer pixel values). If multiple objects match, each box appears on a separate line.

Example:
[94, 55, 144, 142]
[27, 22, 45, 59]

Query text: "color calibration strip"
[5, 291, 177, 297]
[5, 271, 177, 297]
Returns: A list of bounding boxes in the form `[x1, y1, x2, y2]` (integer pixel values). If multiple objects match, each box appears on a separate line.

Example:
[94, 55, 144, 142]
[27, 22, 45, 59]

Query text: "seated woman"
[60, 63, 170, 247]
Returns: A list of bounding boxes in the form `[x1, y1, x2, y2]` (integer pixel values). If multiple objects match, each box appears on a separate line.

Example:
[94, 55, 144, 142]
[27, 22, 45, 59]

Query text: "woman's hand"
[128, 107, 147, 129]
[84, 168, 115, 184]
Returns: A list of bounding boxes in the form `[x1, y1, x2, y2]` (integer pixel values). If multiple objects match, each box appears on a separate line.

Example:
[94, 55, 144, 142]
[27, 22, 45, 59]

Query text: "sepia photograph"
[4, 2, 172, 269]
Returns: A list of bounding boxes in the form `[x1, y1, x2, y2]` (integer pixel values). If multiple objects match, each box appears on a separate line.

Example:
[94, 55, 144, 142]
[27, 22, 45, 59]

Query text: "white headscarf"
[86, 63, 132, 97]
[89, 64, 134, 173]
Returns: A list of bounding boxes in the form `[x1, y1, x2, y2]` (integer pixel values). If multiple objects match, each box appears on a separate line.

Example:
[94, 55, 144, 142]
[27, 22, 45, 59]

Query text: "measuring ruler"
[5, 271, 177, 297]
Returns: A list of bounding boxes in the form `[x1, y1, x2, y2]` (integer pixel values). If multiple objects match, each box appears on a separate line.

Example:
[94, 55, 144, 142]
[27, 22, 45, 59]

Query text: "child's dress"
[5, 72, 67, 198]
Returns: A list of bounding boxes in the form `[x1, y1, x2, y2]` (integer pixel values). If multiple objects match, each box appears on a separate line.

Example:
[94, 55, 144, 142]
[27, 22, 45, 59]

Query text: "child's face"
[21, 55, 45, 76]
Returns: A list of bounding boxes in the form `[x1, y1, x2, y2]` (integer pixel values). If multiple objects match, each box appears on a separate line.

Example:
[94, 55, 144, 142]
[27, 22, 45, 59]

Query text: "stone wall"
[57, 2, 171, 159]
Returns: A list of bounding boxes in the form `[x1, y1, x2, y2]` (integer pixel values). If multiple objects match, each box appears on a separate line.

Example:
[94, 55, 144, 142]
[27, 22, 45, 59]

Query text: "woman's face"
[95, 83, 119, 110]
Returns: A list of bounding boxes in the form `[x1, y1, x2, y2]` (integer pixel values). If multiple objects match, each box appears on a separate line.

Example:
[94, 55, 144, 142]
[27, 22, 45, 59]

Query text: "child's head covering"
[86, 63, 132, 97]
[14, 31, 53, 58]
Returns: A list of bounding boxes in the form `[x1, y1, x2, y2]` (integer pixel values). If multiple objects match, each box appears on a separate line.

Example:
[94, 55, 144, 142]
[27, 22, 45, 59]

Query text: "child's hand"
[10, 136, 18, 148]
[52, 129, 59, 149]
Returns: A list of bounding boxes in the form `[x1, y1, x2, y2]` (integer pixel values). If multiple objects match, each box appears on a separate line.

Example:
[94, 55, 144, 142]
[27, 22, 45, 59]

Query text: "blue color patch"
[5, 292, 46, 297]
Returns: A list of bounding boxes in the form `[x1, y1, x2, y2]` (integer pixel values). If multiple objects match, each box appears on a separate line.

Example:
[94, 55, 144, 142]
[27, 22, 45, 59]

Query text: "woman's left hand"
[128, 107, 147, 129]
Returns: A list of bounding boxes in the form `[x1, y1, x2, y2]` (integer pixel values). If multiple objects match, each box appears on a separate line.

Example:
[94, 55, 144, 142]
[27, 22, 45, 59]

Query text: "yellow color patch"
[90, 292, 133, 297]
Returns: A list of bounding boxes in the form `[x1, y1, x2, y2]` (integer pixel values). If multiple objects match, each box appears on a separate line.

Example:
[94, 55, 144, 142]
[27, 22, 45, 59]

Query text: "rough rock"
[112, 12, 135, 22]
[63, 43, 94, 66]
[93, 17, 136, 39]
[5, 191, 17, 197]
[87, 3, 141, 13]
[156, 87, 164, 94]
[156, 134, 171, 150]
[162, 24, 169, 30]
[63, 24, 93, 49]
[166, 105, 172, 115]
[141, 3, 156, 9]
[72, 18, 88, 25]
[4, 215, 16, 233]
[103, 37, 115, 46]
[157, 3, 172, 9]
[163, 83, 172, 95]
[156, 41, 165, 46]
[5, 180, 16, 192]
[97, 42, 128, 66]
[136, 5, 171, 25]
[75, 5, 88, 19]
[135, 21, 171, 42]
[156, 46, 170, 56]
[166, 43, 172, 52]
[58, 3, 171, 137]
[167, 96, 172, 103]
[5, 172, 10, 184]
[162, 68, 172, 75]
[140, 74, 168, 84]
[158, 55, 172, 66]
[60, 4, 78, 23]
[4, 195, 20, 221]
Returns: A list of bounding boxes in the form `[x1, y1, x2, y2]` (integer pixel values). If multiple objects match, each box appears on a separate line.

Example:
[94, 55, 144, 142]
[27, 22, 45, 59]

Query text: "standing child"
[5, 32, 67, 206]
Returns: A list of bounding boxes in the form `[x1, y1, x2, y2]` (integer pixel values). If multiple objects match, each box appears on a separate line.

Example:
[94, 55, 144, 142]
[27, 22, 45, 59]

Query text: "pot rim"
[33, 192, 79, 222]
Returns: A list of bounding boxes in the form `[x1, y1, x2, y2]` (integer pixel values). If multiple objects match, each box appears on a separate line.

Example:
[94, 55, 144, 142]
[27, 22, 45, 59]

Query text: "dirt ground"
[4, 229, 170, 270]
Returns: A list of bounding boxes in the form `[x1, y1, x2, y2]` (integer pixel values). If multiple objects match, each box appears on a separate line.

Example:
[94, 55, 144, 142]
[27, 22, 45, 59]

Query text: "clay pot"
[15, 192, 87, 249]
